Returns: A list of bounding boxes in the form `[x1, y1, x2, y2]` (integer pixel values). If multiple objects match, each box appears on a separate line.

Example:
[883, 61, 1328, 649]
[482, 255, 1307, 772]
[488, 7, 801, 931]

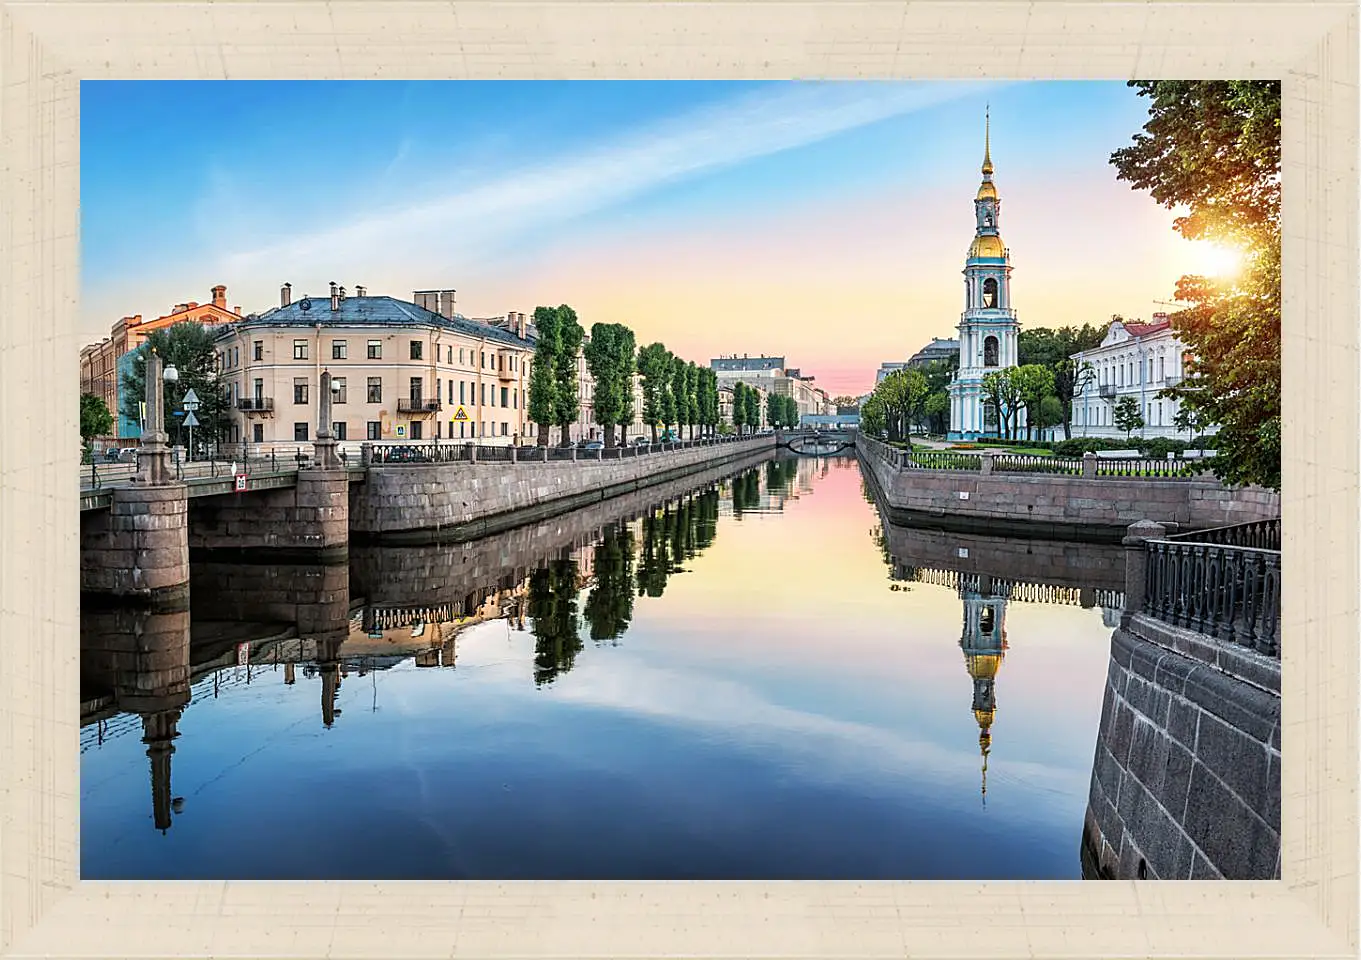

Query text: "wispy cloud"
[223, 81, 1003, 277]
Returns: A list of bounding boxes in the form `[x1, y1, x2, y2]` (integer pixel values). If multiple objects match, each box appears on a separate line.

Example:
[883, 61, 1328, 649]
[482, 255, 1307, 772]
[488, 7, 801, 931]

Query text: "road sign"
[181, 388, 200, 411]
[235, 473, 247, 492]
[395, 425, 407, 438]
[453, 406, 469, 421]
[182, 410, 200, 428]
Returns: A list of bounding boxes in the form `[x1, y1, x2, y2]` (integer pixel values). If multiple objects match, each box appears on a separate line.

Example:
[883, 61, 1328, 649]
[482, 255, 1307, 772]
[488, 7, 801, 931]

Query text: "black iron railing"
[1168, 517, 1280, 552]
[1144, 539, 1281, 657]
[397, 398, 443, 413]
[237, 397, 274, 413]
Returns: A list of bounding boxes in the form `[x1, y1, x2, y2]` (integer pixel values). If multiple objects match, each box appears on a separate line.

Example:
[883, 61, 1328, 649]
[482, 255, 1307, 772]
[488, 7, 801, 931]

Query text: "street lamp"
[162, 364, 181, 458]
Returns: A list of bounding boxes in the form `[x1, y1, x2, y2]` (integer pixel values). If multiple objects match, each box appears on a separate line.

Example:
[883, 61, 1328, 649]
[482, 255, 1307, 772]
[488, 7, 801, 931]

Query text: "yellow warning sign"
[453, 406, 469, 421]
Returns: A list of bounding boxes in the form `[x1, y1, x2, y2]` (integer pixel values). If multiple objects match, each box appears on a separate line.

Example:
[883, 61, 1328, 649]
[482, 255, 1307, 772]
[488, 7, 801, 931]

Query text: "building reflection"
[959, 576, 1009, 804]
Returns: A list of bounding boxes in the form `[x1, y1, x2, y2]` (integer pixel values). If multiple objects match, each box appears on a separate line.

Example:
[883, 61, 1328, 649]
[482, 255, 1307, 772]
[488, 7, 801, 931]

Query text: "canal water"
[81, 454, 1124, 880]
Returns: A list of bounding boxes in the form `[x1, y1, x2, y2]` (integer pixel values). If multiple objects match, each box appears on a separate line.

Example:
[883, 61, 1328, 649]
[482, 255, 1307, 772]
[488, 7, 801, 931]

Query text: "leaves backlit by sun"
[1184, 240, 1245, 279]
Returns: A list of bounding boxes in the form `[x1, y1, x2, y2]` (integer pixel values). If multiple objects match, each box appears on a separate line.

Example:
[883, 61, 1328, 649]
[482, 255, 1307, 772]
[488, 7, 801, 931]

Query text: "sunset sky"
[81, 80, 1220, 396]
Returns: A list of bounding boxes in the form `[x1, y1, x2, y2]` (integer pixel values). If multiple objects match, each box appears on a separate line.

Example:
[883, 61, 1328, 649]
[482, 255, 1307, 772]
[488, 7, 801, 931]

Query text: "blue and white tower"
[948, 111, 1024, 440]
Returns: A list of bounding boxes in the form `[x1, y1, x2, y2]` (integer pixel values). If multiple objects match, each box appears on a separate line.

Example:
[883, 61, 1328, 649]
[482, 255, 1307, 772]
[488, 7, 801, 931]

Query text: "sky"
[81, 80, 1223, 397]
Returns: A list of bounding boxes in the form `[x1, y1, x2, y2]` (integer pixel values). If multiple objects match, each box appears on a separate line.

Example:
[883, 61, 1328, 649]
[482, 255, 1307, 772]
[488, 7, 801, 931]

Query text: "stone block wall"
[859, 437, 1281, 540]
[190, 559, 351, 643]
[350, 436, 775, 540]
[80, 484, 190, 598]
[352, 447, 775, 610]
[1083, 614, 1281, 880]
[187, 470, 350, 554]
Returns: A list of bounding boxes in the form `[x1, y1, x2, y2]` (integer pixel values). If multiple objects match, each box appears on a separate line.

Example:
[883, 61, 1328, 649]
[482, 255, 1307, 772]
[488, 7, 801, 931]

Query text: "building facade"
[908, 337, 960, 368]
[711, 355, 822, 421]
[79, 285, 243, 441]
[1069, 315, 1205, 441]
[212, 285, 535, 453]
[948, 115, 1025, 441]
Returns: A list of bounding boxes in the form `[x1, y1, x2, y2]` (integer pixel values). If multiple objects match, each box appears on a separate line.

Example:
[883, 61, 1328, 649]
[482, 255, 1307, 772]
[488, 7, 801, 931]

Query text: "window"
[447, 346, 453, 364]
[460, 381, 466, 404]
[983, 335, 999, 367]
[252, 423, 264, 443]
[367, 340, 382, 359]
[294, 423, 309, 442]
[367, 377, 382, 403]
[436, 378, 442, 402]
[448, 380, 455, 404]
[513, 388, 518, 409]
[293, 339, 308, 360]
[481, 351, 486, 368]
[409, 377, 423, 402]
[294, 378, 309, 404]
[253, 340, 264, 361]
[252, 378, 264, 401]
[333, 422, 347, 440]
[410, 340, 423, 360]
[410, 421, 423, 440]
[333, 378, 347, 403]
[367, 421, 382, 440]
[332, 340, 347, 359]
[460, 348, 465, 364]
[501, 422, 508, 436]
[982, 277, 998, 308]
[459, 422, 466, 439]
[501, 386, 508, 408]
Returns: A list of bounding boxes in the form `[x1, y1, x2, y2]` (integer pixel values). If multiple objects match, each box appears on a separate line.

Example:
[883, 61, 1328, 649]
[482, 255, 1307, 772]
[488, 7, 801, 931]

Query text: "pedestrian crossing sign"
[453, 406, 469, 421]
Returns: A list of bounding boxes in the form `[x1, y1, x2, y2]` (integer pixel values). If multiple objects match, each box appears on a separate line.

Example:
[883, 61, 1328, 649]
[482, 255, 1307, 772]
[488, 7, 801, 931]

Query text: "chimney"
[233, 305, 241, 315]
[339, 285, 347, 302]
[356, 285, 366, 297]
[281, 283, 292, 307]
[211, 285, 227, 310]
[440, 289, 456, 319]
[517, 312, 526, 338]
[330, 281, 340, 312]
[1152, 311, 1168, 323]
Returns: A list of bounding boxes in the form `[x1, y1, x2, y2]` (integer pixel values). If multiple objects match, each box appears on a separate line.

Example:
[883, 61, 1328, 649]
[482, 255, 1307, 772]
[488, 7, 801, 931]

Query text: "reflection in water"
[82, 454, 1123, 880]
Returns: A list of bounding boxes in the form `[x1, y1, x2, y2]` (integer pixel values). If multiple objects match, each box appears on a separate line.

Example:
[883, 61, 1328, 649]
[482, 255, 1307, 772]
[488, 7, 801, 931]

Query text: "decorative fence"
[1169, 517, 1281, 552]
[857, 433, 1204, 481]
[992, 454, 1083, 476]
[1143, 538, 1282, 657]
[1095, 458, 1198, 479]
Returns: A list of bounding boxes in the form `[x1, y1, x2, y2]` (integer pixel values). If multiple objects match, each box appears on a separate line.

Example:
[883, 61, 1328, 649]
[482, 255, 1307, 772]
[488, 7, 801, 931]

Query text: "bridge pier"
[186, 469, 350, 557]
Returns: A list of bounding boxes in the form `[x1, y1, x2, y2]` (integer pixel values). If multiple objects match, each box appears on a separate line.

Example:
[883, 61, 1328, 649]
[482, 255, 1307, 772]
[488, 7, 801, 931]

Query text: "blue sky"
[81, 80, 1210, 395]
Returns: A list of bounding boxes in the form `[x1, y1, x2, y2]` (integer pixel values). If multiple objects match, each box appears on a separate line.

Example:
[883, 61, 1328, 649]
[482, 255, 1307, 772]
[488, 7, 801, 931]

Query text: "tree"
[120, 322, 229, 452]
[1018, 324, 1107, 439]
[1013, 364, 1056, 442]
[637, 342, 671, 444]
[584, 524, 636, 643]
[1172, 402, 1212, 448]
[980, 368, 1023, 440]
[731, 383, 748, 435]
[528, 558, 582, 686]
[551, 305, 585, 446]
[527, 306, 560, 446]
[1111, 80, 1281, 490]
[870, 368, 929, 447]
[742, 385, 760, 433]
[1037, 395, 1065, 436]
[1053, 359, 1097, 440]
[924, 392, 950, 435]
[80, 393, 114, 460]
[659, 350, 678, 436]
[860, 393, 886, 437]
[698, 368, 718, 438]
[832, 394, 857, 409]
[686, 363, 701, 439]
[1113, 395, 1145, 442]
[584, 322, 636, 448]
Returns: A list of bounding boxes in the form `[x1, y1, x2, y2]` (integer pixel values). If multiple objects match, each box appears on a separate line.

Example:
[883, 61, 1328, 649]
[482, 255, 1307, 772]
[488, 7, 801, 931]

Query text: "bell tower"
[948, 108, 1024, 440]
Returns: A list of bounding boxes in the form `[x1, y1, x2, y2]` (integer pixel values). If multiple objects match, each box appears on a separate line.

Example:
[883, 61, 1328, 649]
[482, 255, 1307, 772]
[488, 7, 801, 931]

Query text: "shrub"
[1052, 437, 1126, 457]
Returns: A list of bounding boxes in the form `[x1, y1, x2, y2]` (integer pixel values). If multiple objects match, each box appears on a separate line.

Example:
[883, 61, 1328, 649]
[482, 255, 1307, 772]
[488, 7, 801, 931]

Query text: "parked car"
[632, 437, 651, 446]
[103, 447, 138, 463]
[582, 440, 605, 452]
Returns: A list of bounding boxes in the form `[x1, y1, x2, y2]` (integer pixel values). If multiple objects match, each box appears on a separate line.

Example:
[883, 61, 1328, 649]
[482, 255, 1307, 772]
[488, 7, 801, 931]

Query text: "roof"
[1119, 318, 1173, 337]
[220, 296, 535, 349]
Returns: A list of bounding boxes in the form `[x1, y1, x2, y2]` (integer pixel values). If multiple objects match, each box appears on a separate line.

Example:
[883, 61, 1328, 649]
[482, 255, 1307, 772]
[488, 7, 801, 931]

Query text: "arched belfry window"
[984, 335, 999, 367]
[982, 277, 998, 308]
[980, 607, 995, 635]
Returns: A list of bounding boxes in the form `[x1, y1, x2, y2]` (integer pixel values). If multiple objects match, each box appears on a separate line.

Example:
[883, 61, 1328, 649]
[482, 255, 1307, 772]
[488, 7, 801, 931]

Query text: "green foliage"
[637, 342, 672, 442]
[659, 350, 678, 429]
[528, 306, 560, 445]
[119, 322, 230, 449]
[1037, 395, 1065, 430]
[980, 368, 1024, 440]
[1112, 80, 1281, 489]
[552, 305, 585, 443]
[866, 368, 929, 446]
[1112, 395, 1145, 441]
[80, 392, 113, 443]
[583, 322, 636, 446]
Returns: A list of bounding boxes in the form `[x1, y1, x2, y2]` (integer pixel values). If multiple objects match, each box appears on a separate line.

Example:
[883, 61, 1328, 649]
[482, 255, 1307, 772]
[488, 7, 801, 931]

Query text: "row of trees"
[528, 304, 727, 447]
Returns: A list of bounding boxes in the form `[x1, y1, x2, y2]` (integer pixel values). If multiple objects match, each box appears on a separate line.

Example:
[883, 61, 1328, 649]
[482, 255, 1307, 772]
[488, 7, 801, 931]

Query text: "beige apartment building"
[212, 284, 536, 452]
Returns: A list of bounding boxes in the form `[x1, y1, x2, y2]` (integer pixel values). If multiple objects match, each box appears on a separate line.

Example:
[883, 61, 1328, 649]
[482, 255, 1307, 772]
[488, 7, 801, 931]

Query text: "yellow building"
[212, 284, 535, 453]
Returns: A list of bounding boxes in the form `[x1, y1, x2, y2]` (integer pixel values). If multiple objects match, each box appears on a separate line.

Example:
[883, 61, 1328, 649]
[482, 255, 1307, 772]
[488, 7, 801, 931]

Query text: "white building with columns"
[948, 113, 1025, 441]
[1069, 315, 1209, 441]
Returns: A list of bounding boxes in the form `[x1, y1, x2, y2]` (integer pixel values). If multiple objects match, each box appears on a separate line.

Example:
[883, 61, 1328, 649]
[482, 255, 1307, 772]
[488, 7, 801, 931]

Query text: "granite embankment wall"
[350, 435, 775, 541]
[858, 436, 1280, 541]
[1082, 614, 1281, 880]
[187, 471, 350, 556]
[351, 446, 774, 611]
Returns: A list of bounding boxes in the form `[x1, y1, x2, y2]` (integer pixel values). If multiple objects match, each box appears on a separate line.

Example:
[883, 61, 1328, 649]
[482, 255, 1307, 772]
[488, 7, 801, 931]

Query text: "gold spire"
[981, 106, 993, 176]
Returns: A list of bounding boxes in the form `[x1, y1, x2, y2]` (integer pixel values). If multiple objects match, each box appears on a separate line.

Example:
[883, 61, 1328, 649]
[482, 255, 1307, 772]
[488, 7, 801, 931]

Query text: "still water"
[81, 454, 1125, 880]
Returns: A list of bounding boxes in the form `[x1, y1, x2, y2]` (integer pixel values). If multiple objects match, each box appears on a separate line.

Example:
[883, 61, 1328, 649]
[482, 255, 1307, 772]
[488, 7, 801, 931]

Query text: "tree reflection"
[528, 555, 583, 686]
[635, 489, 721, 599]
[731, 469, 762, 516]
[584, 524, 636, 644]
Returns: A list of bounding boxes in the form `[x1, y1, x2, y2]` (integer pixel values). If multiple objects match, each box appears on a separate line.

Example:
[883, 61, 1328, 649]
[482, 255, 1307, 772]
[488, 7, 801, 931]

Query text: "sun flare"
[1185, 240, 1246, 279]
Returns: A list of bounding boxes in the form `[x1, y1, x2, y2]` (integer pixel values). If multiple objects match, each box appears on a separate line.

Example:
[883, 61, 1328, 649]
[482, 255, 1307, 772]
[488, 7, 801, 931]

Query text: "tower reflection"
[959, 576, 1009, 805]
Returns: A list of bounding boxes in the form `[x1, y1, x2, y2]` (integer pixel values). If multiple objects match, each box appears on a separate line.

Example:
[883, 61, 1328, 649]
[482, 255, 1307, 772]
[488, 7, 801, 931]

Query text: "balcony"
[1099, 384, 1117, 400]
[1162, 374, 1184, 388]
[237, 397, 274, 415]
[398, 398, 442, 414]
[496, 353, 516, 381]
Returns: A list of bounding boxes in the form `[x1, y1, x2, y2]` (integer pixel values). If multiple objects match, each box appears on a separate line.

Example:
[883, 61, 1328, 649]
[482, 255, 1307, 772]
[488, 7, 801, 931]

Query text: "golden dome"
[966, 652, 1004, 680]
[968, 234, 1006, 259]
[976, 180, 997, 201]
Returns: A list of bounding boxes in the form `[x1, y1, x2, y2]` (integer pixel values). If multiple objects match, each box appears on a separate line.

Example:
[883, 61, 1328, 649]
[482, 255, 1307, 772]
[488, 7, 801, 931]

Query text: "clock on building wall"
[299, 298, 312, 312]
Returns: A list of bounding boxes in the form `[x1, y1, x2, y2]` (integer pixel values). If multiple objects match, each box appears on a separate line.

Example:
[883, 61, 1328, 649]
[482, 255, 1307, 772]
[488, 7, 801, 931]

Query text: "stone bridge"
[776, 428, 856, 456]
